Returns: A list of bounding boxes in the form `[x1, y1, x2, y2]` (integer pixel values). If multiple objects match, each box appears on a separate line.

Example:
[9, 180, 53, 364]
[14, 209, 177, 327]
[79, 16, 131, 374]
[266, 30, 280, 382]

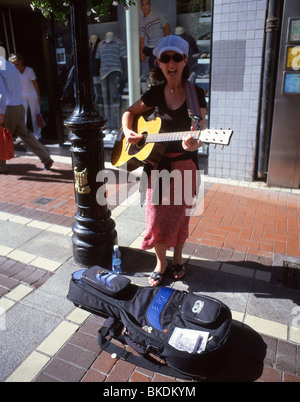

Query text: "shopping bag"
[0, 127, 14, 160]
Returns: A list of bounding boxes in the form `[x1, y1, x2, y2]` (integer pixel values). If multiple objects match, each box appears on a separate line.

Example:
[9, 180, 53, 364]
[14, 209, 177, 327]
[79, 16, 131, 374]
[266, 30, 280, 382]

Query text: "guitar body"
[111, 116, 233, 172]
[111, 116, 166, 171]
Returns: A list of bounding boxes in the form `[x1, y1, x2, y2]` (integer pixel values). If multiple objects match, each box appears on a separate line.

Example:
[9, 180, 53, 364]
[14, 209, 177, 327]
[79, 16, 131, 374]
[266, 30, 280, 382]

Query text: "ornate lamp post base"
[65, 0, 117, 268]
[66, 116, 117, 268]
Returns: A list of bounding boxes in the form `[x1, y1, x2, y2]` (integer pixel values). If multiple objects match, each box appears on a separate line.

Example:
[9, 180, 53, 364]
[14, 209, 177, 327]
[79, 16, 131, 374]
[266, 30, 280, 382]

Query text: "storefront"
[53, 0, 213, 159]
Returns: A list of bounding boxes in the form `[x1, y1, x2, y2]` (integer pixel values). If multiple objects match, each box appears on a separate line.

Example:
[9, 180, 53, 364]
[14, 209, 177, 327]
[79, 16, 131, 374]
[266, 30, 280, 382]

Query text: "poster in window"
[285, 46, 300, 70]
[288, 18, 300, 44]
[283, 72, 300, 95]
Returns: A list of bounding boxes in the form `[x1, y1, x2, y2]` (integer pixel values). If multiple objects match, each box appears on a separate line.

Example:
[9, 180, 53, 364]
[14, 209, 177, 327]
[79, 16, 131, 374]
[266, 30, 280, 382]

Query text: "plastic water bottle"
[112, 245, 122, 274]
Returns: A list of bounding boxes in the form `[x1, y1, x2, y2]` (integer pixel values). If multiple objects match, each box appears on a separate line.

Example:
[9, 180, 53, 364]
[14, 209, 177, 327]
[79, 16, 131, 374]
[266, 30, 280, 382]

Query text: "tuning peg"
[214, 144, 217, 149]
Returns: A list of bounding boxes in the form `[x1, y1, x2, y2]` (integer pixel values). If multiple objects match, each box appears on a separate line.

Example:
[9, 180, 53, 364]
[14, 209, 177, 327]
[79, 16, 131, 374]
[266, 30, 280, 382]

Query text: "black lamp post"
[65, 0, 117, 267]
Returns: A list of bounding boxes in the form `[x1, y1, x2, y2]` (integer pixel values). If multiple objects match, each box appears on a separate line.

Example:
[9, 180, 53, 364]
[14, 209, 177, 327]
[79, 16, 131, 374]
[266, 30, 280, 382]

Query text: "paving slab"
[0, 221, 41, 249]
[19, 231, 72, 263]
[0, 303, 61, 382]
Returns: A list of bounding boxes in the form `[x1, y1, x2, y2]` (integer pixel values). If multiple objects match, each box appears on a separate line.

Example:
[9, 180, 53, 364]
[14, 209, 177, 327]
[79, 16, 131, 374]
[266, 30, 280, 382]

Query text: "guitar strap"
[185, 81, 202, 199]
[185, 81, 202, 127]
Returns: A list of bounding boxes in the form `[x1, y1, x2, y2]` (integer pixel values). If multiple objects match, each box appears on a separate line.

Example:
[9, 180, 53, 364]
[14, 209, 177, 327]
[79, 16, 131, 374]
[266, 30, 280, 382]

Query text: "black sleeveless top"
[141, 83, 206, 154]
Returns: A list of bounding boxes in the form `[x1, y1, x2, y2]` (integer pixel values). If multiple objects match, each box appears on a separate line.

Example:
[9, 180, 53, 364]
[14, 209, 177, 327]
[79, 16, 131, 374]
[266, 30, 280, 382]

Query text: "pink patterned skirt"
[141, 158, 197, 250]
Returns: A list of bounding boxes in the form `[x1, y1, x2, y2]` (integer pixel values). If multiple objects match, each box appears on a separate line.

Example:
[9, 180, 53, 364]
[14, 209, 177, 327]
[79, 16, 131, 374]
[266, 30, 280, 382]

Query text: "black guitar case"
[67, 266, 232, 380]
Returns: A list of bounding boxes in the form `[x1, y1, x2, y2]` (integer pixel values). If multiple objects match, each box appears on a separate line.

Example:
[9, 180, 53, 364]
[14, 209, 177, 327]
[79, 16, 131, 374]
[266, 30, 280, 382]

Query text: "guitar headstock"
[199, 129, 233, 148]
[199, 128, 233, 148]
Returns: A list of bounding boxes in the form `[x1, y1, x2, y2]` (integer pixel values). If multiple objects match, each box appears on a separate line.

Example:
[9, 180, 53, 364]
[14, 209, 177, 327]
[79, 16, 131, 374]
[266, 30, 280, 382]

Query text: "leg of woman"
[173, 243, 184, 266]
[172, 243, 186, 279]
[28, 91, 41, 139]
[148, 242, 168, 286]
[22, 97, 29, 126]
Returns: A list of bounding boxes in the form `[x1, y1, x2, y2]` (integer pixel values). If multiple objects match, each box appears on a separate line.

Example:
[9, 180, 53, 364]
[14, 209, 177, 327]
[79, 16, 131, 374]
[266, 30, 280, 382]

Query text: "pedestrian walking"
[0, 57, 53, 174]
[9, 53, 43, 139]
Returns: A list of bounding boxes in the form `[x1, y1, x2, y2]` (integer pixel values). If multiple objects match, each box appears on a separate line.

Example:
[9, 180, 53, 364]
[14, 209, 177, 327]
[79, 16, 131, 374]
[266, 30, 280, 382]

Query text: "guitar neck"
[146, 131, 198, 143]
[145, 128, 233, 146]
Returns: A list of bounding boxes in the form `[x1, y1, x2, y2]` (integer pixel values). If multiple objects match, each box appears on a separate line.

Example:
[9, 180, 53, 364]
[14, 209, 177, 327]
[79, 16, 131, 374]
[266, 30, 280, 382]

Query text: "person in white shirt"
[9, 54, 42, 139]
[0, 57, 53, 173]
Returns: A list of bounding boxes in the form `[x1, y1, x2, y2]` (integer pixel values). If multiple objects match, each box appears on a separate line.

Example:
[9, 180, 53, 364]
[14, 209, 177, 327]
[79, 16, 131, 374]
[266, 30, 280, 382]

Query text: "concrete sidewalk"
[0, 152, 300, 383]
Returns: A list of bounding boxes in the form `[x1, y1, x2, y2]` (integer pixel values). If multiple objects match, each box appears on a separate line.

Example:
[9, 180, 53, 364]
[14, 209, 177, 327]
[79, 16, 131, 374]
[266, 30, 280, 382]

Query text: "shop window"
[177, 0, 202, 14]
[53, 1, 212, 152]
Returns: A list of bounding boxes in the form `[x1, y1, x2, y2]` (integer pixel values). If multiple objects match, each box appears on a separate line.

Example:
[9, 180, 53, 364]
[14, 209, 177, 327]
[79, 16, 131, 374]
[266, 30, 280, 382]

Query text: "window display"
[54, 0, 212, 150]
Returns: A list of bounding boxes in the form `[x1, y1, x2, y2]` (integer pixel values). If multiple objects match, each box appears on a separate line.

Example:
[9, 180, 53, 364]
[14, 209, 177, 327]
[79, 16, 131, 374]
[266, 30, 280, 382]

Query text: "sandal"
[171, 263, 186, 280]
[148, 270, 163, 287]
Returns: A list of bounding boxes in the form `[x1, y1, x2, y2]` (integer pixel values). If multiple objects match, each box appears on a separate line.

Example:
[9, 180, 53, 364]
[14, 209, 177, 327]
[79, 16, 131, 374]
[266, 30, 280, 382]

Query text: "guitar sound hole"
[136, 133, 147, 149]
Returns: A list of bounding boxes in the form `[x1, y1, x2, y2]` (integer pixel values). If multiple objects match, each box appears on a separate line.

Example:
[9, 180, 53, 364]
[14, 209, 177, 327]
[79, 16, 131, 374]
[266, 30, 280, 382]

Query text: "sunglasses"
[159, 53, 185, 63]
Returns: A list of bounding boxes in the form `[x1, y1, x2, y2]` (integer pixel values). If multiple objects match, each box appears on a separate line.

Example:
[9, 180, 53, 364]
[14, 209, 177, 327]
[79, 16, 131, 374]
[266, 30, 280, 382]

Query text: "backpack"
[67, 266, 232, 380]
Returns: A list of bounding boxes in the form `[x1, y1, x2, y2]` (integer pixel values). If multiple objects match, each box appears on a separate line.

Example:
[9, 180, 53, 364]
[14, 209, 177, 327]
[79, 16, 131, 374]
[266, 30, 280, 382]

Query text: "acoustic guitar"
[111, 116, 233, 172]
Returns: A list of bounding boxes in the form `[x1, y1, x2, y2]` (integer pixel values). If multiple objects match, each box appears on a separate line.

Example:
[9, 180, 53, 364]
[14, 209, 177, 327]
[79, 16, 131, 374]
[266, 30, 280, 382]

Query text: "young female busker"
[122, 35, 206, 286]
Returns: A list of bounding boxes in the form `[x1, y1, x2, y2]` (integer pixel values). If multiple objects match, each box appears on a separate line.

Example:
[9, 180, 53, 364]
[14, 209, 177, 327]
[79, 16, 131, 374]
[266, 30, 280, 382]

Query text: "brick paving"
[0, 156, 76, 219]
[1, 153, 300, 383]
[0, 256, 53, 298]
[33, 314, 300, 383]
[189, 182, 300, 259]
[1, 156, 299, 261]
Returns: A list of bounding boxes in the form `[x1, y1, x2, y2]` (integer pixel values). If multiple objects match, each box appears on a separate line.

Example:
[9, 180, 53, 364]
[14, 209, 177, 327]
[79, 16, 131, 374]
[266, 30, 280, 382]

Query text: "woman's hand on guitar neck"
[182, 133, 203, 152]
[182, 124, 203, 151]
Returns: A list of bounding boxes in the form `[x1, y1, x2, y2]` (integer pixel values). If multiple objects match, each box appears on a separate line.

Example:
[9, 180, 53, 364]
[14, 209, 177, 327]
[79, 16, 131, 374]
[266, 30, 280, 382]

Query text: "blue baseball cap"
[153, 35, 189, 59]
